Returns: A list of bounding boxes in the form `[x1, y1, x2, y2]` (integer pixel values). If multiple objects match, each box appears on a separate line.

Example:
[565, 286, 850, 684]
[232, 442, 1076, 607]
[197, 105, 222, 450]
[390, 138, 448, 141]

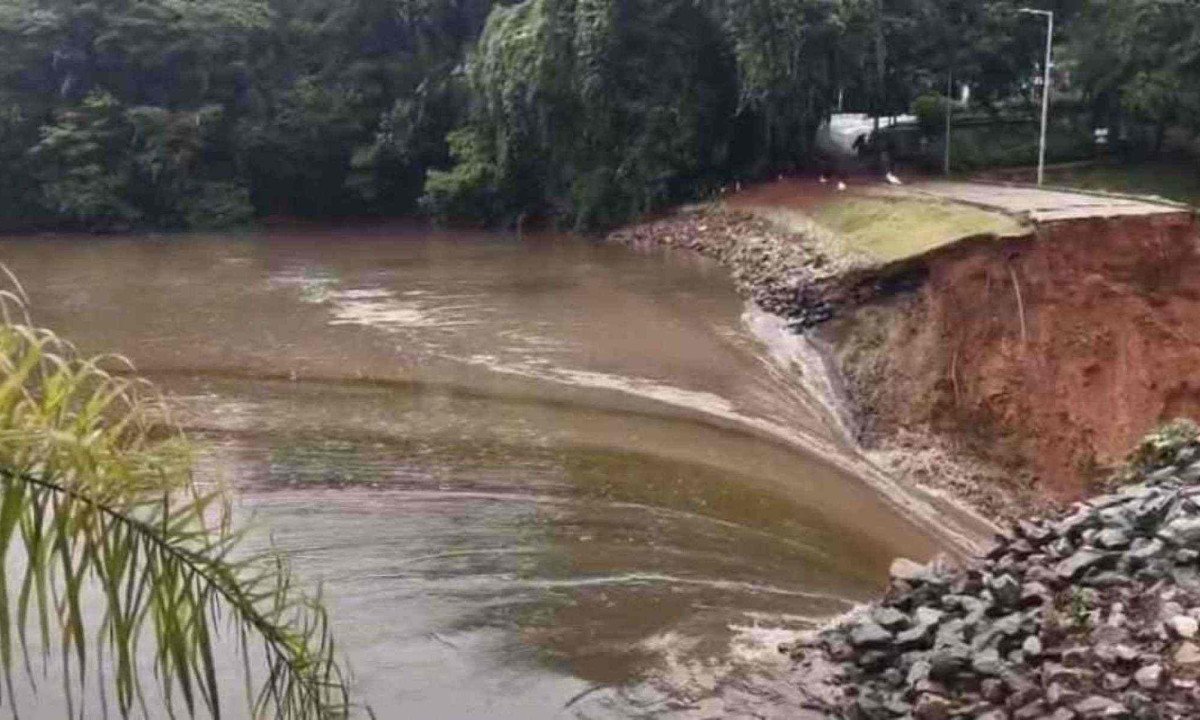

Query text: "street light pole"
[1019, 8, 1054, 186]
[944, 67, 953, 176]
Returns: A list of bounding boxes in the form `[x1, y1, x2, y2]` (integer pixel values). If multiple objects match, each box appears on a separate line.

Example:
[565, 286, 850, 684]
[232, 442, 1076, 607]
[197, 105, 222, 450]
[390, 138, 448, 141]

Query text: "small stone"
[1004, 671, 1040, 705]
[1021, 581, 1052, 607]
[972, 648, 1005, 676]
[883, 697, 912, 715]
[1129, 538, 1167, 561]
[1049, 710, 1076, 720]
[913, 693, 951, 720]
[1096, 528, 1131, 549]
[850, 621, 893, 648]
[1022, 635, 1043, 657]
[1114, 644, 1140, 662]
[1018, 519, 1053, 544]
[1134, 664, 1163, 689]
[906, 659, 932, 687]
[1014, 700, 1048, 720]
[1046, 681, 1080, 707]
[872, 606, 908, 630]
[851, 696, 885, 720]
[914, 607, 944, 627]
[1083, 571, 1129, 588]
[991, 574, 1022, 607]
[1159, 516, 1200, 546]
[929, 647, 968, 679]
[1063, 646, 1092, 668]
[980, 677, 1005, 703]
[1181, 461, 1200, 482]
[896, 622, 936, 650]
[1057, 550, 1114, 581]
[1073, 695, 1127, 718]
[1101, 671, 1130, 691]
[1167, 615, 1199, 639]
[1175, 641, 1200, 665]
[890, 557, 929, 583]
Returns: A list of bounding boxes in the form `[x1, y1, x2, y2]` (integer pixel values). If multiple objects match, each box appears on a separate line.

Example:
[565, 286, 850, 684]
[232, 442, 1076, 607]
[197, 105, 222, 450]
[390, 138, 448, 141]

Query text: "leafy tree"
[427, 0, 861, 228]
[0, 0, 500, 226]
[29, 90, 140, 229]
[1069, 0, 1200, 153]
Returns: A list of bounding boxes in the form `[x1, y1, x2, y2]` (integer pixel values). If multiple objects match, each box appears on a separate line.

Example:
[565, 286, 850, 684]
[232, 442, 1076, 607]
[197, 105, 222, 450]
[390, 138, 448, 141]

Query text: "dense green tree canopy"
[1, 0, 1198, 230]
[0, 0, 498, 228]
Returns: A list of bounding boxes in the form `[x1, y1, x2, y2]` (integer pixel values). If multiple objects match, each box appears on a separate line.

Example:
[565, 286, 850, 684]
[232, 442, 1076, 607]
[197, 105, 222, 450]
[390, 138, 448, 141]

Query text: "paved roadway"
[900, 181, 1189, 223]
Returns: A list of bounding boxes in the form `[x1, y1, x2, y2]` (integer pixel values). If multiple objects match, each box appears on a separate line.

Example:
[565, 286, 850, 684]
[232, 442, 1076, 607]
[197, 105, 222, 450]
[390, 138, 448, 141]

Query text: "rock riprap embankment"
[607, 208, 838, 329]
[789, 434, 1200, 719]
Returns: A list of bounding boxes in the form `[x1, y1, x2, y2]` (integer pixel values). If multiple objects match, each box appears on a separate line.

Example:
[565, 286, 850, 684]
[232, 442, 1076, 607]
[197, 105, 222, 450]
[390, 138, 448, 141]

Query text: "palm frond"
[0, 285, 350, 718]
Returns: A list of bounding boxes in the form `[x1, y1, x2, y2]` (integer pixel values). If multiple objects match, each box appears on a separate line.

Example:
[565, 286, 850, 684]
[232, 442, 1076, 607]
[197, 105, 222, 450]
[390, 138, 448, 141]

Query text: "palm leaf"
[0, 283, 350, 718]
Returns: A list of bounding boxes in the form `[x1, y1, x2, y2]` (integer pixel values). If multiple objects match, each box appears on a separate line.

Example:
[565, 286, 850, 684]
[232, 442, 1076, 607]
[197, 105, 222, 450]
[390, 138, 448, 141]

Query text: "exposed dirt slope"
[831, 212, 1200, 499]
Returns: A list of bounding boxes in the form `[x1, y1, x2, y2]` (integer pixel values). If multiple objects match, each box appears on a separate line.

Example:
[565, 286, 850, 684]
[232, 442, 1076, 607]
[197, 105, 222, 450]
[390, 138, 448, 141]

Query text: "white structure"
[815, 113, 918, 158]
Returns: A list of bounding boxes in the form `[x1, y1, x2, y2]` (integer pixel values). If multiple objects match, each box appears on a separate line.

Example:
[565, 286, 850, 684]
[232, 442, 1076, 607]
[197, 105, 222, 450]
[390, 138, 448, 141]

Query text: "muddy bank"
[608, 206, 1042, 520]
[831, 211, 1200, 503]
[611, 204, 1200, 519]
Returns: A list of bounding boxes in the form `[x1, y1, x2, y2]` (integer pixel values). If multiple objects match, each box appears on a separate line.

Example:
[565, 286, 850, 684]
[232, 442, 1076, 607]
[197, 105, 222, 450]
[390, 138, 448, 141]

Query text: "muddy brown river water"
[1, 224, 969, 718]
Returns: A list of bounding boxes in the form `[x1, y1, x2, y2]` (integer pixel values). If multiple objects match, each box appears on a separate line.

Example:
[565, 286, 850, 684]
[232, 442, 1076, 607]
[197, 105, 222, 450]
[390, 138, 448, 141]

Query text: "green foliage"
[0, 0, 499, 228]
[1126, 418, 1200, 474]
[180, 181, 256, 230]
[5, 0, 1200, 230]
[422, 126, 501, 220]
[913, 94, 951, 134]
[1069, 0, 1200, 154]
[29, 91, 141, 229]
[924, 120, 1094, 173]
[424, 0, 1072, 228]
[429, 0, 862, 228]
[0, 283, 349, 717]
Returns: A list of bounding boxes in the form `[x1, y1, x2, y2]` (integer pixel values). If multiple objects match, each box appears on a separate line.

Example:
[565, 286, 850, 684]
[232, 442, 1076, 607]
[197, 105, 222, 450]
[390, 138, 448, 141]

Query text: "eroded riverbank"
[610, 194, 1200, 521]
[608, 188, 1200, 718]
[608, 206, 1041, 522]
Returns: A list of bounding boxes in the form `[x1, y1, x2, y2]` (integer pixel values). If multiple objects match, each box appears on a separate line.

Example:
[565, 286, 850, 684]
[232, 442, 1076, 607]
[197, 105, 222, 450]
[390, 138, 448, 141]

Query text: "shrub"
[913, 94, 951, 135]
[180, 180, 255, 230]
[1126, 418, 1200, 473]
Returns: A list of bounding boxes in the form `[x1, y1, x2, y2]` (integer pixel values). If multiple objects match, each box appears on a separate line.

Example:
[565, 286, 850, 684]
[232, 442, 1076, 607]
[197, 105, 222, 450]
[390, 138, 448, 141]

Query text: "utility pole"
[1019, 8, 1054, 186]
[944, 68, 954, 176]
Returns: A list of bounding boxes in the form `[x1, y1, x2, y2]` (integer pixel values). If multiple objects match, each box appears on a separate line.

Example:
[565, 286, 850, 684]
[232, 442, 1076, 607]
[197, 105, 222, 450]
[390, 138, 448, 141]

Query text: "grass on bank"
[745, 195, 1025, 267]
[978, 160, 1200, 208]
[808, 197, 1024, 263]
[1043, 162, 1200, 207]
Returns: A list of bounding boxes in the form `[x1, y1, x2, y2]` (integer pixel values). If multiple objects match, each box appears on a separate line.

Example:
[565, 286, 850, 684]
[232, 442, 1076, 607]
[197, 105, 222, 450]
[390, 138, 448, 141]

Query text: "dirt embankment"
[832, 211, 1200, 502]
[611, 202, 1200, 519]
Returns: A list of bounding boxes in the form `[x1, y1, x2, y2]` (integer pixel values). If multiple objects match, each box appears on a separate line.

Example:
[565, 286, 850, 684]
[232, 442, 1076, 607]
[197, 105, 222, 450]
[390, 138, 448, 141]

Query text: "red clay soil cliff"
[832, 211, 1200, 499]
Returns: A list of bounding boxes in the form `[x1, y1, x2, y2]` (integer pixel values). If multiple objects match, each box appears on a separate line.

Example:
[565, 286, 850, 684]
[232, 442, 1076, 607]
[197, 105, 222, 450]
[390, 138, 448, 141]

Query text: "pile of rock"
[606, 208, 837, 329]
[790, 442, 1200, 719]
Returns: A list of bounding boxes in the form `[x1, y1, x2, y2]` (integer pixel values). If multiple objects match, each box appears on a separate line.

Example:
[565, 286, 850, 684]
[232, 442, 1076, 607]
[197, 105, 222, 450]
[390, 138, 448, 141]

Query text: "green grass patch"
[808, 197, 1023, 262]
[748, 196, 1025, 266]
[1042, 162, 1200, 207]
